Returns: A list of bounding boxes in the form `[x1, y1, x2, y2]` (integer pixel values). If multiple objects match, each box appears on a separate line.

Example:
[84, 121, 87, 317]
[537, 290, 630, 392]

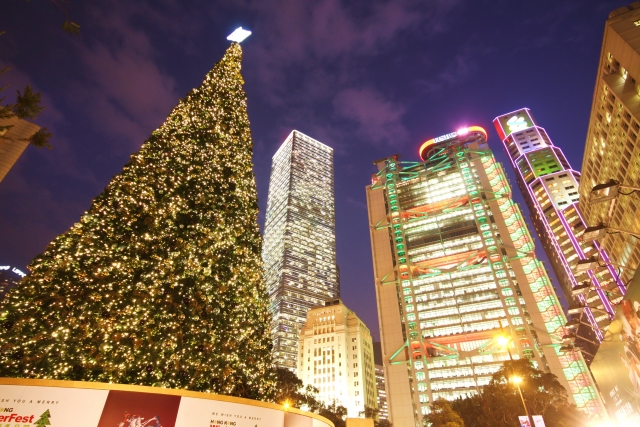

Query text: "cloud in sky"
[236, 0, 461, 148]
[333, 87, 407, 145]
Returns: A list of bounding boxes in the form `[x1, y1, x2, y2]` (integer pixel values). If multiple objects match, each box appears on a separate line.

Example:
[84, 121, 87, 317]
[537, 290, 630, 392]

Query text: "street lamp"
[574, 257, 600, 273]
[590, 180, 620, 203]
[580, 223, 640, 242]
[510, 376, 534, 427]
[496, 332, 513, 360]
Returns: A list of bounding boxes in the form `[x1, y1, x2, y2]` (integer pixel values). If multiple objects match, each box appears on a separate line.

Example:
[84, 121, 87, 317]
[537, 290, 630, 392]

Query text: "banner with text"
[0, 383, 328, 427]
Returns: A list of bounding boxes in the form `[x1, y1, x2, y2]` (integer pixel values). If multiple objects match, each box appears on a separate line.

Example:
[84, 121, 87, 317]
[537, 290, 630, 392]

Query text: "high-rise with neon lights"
[493, 108, 625, 364]
[366, 126, 604, 426]
[263, 130, 339, 371]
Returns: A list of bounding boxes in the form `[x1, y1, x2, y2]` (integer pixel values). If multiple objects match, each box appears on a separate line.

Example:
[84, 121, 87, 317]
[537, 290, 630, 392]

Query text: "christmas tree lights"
[0, 43, 276, 400]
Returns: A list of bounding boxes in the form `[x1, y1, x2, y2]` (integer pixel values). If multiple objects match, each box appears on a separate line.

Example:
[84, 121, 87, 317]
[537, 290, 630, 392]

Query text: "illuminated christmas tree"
[0, 42, 276, 400]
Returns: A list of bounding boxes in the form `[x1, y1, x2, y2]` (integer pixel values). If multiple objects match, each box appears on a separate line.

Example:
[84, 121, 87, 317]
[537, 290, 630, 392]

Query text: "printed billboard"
[591, 268, 640, 424]
[0, 380, 331, 427]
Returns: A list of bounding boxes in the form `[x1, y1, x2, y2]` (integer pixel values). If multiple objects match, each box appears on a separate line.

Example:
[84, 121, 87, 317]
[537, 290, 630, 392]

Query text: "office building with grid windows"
[263, 130, 339, 371]
[580, 4, 640, 286]
[494, 108, 625, 364]
[366, 127, 604, 427]
[297, 299, 377, 417]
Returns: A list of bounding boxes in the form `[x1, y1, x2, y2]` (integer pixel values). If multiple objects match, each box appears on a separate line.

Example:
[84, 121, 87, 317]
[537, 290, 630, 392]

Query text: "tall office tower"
[580, 4, 640, 285]
[297, 299, 377, 417]
[493, 108, 625, 364]
[373, 343, 389, 422]
[263, 130, 339, 371]
[366, 127, 604, 427]
[0, 117, 40, 183]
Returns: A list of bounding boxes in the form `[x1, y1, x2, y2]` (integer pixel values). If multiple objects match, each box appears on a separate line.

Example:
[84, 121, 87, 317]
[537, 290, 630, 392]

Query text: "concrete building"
[494, 108, 625, 364]
[373, 342, 389, 421]
[0, 116, 39, 183]
[366, 126, 604, 426]
[263, 131, 340, 371]
[297, 299, 377, 418]
[580, 3, 640, 285]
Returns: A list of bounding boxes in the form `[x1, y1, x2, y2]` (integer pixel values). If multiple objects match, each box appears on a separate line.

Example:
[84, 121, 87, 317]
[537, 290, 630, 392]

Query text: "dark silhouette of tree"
[273, 367, 348, 425]
[0, 32, 52, 149]
[451, 359, 587, 427]
[425, 398, 464, 427]
[274, 367, 323, 411]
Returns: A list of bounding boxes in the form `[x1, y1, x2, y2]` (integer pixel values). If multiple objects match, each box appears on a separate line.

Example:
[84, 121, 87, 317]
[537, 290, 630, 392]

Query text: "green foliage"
[360, 405, 381, 426]
[62, 20, 80, 35]
[319, 401, 348, 427]
[451, 359, 587, 427]
[0, 43, 276, 400]
[273, 367, 349, 425]
[0, 33, 51, 148]
[13, 85, 44, 119]
[28, 127, 53, 149]
[274, 367, 323, 411]
[378, 420, 392, 427]
[426, 398, 465, 427]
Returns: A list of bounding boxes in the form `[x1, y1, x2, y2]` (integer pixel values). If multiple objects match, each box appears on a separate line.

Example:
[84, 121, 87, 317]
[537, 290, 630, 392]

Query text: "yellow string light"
[0, 43, 276, 400]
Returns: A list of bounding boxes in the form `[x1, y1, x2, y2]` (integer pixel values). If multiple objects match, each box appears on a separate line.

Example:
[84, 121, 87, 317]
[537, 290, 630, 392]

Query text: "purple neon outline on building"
[493, 108, 624, 344]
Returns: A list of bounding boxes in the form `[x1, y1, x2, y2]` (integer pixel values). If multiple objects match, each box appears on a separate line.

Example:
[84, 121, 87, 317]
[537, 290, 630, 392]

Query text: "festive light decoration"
[0, 43, 276, 400]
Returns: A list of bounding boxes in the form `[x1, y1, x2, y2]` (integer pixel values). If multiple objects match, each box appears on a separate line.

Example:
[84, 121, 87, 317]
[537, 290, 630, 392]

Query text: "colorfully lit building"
[0, 117, 39, 183]
[297, 299, 377, 417]
[366, 126, 605, 426]
[493, 108, 625, 364]
[580, 4, 640, 287]
[263, 130, 340, 371]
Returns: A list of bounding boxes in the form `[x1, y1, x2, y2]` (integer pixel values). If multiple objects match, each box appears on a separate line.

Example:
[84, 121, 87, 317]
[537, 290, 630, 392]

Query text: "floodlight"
[565, 318, 580, 329]
[581, 223, 607, 242]
[574, 257, 599, 273]
[571, 282, 591, 297]
[227, 27, 252, 43]
[590, 180, 620, 203]
[567, 303, 586, 315]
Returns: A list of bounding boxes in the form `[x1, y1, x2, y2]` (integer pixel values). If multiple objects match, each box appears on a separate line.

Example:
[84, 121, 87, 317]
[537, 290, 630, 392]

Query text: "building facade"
[263, 130, 340, 371]
[494, 108, 625, 364]
[297, 299, 377, 417]
[373, 342, 389, 422]
[580, 4, 640, 285]
[0, 117, 39, 183]
[366, 127, 604, 427]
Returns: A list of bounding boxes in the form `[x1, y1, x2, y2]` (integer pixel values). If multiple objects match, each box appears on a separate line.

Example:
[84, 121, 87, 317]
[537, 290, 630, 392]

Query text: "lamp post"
[497, 334, 513, 360]
[511, 376, 534, 427]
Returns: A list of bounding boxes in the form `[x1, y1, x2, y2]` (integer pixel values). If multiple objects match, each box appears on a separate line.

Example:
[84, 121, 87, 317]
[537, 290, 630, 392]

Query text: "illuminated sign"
[0, 266, 26, 277]
[433, 132, 458, 143]
[419, 126, 488, 160]
[495, 109, 537, 139]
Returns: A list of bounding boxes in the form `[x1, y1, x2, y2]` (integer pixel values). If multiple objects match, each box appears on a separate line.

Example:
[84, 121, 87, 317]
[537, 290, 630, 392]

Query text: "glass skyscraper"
[494, 108, 624, 364]
[367, 126, 604, 427]
[263, 130, 339, 371]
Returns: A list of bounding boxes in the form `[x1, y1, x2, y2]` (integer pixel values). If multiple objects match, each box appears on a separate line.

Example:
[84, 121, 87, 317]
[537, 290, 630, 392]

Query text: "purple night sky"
[0, 1, 626, 340]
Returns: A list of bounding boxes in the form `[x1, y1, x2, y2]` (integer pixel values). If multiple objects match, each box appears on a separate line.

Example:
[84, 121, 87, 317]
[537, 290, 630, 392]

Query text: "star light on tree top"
[227, 27, 251, 43]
